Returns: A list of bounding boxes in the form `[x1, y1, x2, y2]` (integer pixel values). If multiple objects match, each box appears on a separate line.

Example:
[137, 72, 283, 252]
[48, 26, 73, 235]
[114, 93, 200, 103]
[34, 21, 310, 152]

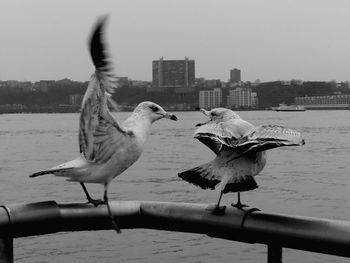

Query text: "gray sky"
[1, 0, 350, 82]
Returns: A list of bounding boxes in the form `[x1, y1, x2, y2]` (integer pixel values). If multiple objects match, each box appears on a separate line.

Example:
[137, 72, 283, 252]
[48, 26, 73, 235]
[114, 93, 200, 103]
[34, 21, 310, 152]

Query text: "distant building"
[0, 104, 26, 110]
[295, 94, 350, 109]
[129, 80, 150, 88]
[227, 88, 252, 108]
[57, 78, 73, 85]
[230, 68, 241, 83]
[32, 80, 55, 92]
[227, 81, 244, 89]
[255, 81, 332, 109]
[69, 94, 84, 106]
[251, 92, 258, 108]
[5, 80, 21, 88]
[199, 88, 222, 109]
[150, 57, 195, 92]
[203, 79, 222, 88]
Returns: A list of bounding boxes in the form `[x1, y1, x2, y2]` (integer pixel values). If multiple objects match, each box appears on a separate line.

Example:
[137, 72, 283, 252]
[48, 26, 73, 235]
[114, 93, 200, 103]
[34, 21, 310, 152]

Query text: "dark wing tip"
[89, 14, 111, 71]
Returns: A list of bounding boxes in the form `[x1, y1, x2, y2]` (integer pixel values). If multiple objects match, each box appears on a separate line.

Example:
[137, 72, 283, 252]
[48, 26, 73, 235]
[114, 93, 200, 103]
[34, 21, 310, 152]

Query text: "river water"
[0, 110, 350, 262]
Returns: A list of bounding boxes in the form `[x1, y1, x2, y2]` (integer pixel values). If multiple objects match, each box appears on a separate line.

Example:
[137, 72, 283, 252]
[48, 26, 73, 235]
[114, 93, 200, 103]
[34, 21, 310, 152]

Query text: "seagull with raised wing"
[29, 16, 177, 232]
[178, 108, 304, 214]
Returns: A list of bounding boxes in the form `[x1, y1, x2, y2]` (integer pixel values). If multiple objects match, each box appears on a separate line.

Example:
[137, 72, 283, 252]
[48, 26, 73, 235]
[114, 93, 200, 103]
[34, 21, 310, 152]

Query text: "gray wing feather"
[194, 118, 255, 154]
[79, 15, 133, 162]
[91, 120, 134, 164]
[232, 125, 305, 158]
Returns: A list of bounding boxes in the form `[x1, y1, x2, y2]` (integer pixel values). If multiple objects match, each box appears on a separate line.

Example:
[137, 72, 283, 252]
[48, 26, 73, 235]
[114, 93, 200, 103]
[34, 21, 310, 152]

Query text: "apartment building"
[199, 88, 222, 109]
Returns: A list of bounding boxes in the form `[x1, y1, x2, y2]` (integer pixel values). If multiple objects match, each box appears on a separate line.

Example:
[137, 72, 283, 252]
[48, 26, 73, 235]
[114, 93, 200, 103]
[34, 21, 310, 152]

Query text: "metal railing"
[1, 200, 350, 263]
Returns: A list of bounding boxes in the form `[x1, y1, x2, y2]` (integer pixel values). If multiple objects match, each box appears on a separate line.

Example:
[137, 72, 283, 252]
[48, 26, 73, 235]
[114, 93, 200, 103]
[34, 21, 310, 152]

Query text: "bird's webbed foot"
[231, 201, 248, 209]
[87, 198, 106, 207]
[80, 183, 105, 207]
[211, 205, 226, 215]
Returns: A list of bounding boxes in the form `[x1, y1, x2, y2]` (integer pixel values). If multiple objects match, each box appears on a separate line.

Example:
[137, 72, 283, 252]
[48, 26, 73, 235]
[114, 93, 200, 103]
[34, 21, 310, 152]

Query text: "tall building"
[227, 88, 252, 108]
[199, 88, 222, 109]
[230, 68, 241, 83]
[150, 57, 195, 92]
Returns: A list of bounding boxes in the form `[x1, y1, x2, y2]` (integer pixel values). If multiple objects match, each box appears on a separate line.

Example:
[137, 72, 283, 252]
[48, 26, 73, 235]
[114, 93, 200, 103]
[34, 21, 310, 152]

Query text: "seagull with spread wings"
[178, 108, 304, 214]
[29, 16, 177, 232]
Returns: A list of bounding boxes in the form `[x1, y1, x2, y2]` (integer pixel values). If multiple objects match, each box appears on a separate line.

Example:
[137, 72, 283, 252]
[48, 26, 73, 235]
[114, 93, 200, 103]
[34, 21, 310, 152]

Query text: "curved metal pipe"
[0, 201, 350, 258]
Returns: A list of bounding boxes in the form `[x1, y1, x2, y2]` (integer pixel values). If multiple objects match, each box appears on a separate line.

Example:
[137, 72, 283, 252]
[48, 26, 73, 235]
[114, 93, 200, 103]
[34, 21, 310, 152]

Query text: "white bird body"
[178, 108, 304, 211]
[30, 16, 177, 232]
[214, 149, 266, 193]
[31, 100, 172, 184]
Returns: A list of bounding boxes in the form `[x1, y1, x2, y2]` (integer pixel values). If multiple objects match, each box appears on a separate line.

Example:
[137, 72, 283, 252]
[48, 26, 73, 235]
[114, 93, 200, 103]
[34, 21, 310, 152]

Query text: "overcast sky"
[1, 0, 350, 82]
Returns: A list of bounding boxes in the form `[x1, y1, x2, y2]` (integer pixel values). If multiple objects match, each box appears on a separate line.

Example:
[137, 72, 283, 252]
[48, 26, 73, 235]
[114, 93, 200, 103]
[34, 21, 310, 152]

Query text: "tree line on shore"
[0, 79, 349, 112]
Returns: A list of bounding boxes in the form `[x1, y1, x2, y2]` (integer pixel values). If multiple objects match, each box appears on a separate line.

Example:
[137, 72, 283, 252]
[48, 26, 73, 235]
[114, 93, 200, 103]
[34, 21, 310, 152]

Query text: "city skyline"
[2, 1, 350, 82]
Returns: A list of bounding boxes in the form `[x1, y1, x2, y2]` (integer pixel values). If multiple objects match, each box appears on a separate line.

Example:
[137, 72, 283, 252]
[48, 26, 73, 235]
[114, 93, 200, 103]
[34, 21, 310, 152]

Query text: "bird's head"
[134, 101, 178, 123]
[196, 108, 240, 126]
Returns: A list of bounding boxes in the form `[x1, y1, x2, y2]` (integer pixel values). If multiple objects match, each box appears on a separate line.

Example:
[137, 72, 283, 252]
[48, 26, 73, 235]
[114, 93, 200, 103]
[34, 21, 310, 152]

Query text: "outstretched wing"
[194, 118, 255, 154]
[79, 15, 133, 163]
[232, 125, 305, 158]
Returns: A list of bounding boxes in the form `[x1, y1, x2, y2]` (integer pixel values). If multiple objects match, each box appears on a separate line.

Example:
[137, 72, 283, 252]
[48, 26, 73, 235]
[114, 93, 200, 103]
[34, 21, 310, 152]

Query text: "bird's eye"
[150, 105, 158, 112]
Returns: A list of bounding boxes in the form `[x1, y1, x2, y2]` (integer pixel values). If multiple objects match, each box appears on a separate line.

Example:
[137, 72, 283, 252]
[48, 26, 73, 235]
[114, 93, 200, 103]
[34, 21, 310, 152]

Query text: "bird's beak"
[199, 108, 211, 117]
[163, 112, 178, 121]
[195, 108, 211, 126]
[195, 121, 210, 127]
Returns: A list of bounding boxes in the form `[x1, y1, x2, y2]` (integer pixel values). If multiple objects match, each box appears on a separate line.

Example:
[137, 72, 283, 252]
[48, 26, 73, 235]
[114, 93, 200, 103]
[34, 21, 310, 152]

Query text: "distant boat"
[273, 104, 306, 112]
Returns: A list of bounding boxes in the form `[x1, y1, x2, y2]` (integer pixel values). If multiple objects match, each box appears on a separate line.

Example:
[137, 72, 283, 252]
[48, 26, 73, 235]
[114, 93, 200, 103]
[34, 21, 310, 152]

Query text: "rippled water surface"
[1, 110, 350, 262]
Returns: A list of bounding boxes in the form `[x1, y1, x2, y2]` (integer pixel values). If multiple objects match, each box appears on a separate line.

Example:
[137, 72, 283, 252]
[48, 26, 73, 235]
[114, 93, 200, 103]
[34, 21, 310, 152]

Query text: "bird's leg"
[103, 184, 121, 233]
[212, 191, 226, 215]
[80, 182, 104, 207]
[231, 192, 248, 209]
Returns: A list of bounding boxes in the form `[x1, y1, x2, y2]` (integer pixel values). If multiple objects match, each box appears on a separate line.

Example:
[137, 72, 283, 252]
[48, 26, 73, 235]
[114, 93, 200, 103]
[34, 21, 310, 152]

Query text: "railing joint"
[0, 206, 11, 225]
[240, 207, 260, 229]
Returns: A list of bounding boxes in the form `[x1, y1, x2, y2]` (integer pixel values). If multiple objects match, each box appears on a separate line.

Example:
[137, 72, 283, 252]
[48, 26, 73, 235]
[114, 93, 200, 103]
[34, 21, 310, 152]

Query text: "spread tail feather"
[178, 163, 221, 190]
[222, 174, 258, 193]
[178, 163, 258, 193]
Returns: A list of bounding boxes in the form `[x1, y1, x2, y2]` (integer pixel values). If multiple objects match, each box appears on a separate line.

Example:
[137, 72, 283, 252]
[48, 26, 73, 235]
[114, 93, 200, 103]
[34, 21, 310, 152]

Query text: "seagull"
[178, 108, 304, 214]
[29, 16, 177, 233]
